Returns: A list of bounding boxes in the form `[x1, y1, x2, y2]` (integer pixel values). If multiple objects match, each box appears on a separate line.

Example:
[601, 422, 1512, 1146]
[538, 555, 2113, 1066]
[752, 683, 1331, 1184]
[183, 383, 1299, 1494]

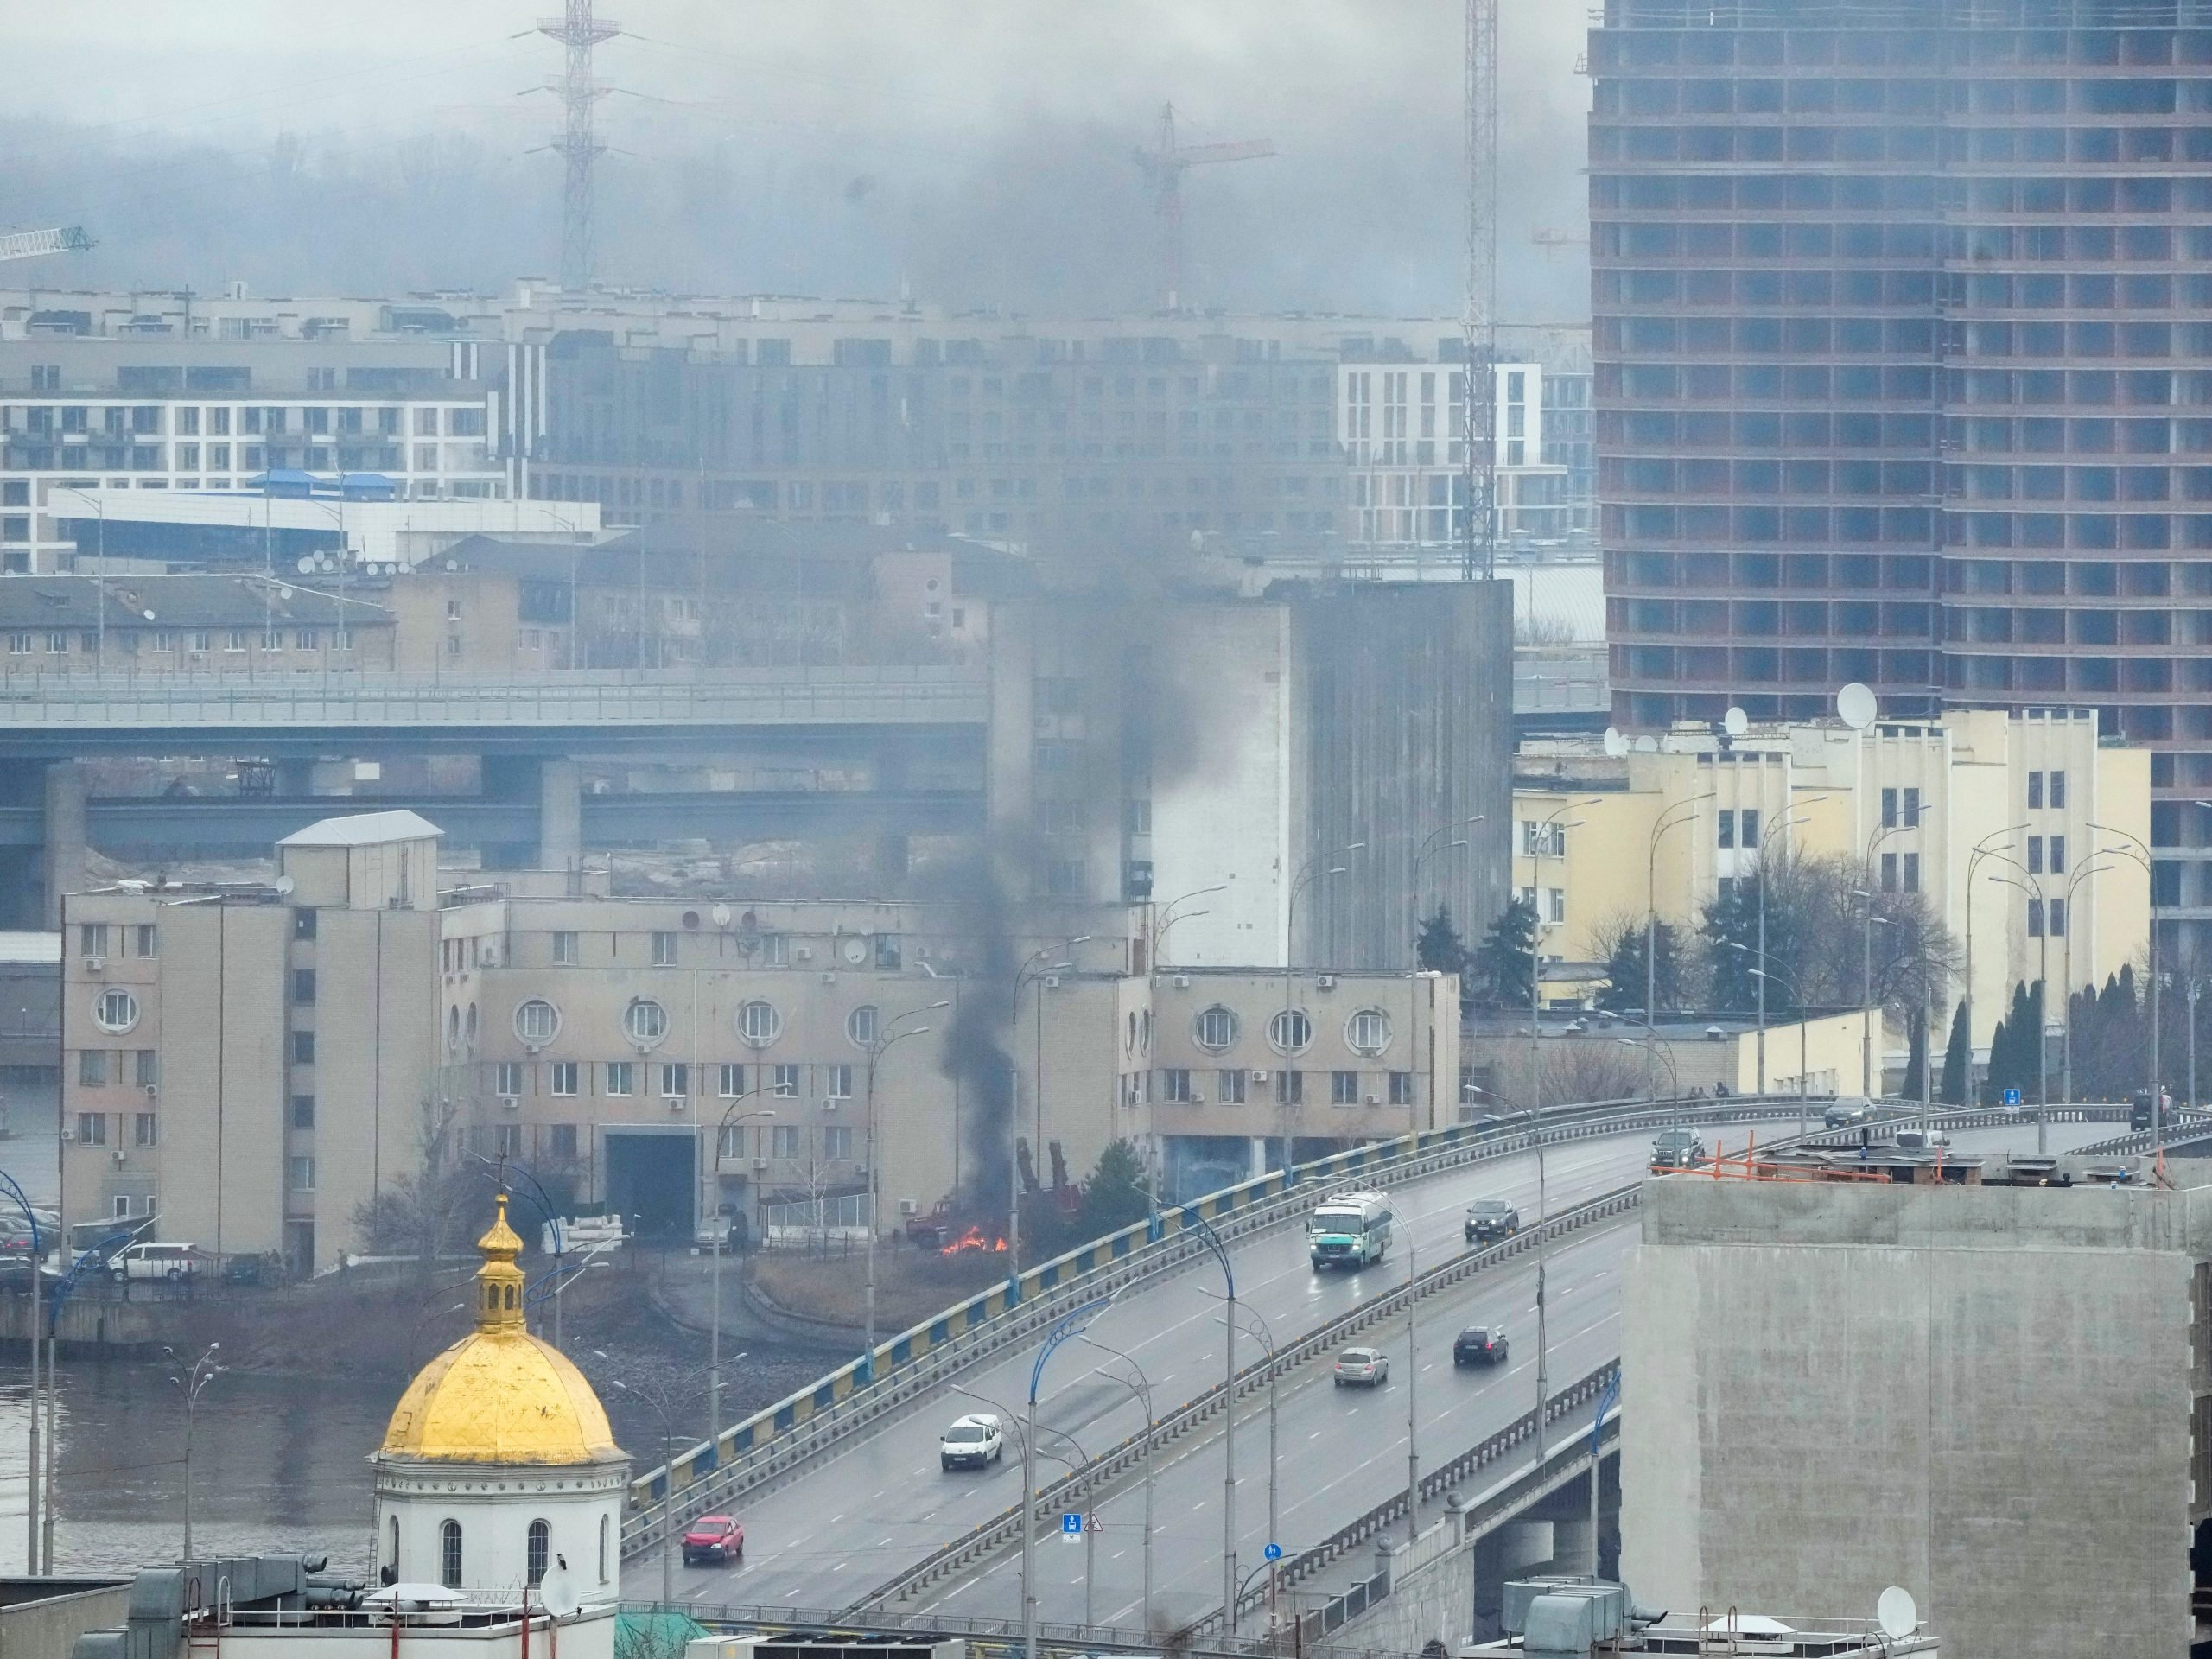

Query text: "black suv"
[1453, 1326, 1510, 1367]
[1465, 1199, 1520, 1243]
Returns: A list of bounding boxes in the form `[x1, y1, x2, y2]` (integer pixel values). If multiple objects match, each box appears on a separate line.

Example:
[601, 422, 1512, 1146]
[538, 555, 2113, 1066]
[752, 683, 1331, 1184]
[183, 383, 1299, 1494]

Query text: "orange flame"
[938, 1226, 1013, 1257]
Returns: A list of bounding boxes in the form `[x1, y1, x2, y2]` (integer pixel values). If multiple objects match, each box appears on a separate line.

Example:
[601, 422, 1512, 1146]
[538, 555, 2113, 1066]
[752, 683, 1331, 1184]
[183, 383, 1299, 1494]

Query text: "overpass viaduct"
[626, 1109, 2120, 1643]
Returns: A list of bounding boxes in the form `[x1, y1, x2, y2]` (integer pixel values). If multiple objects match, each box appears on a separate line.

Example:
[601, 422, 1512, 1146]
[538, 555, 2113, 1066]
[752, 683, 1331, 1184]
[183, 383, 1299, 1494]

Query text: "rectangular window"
[290, 1093, 315, 1128]
[495, 1061, 524, 1096]
[292, 969, 316, 1005]
[1332, 1071, 1360, 1106]
[1218, 1068, 1247, 1103]
[1880, 787, 1896, 829]
[658, 1062, 689, 1097]
[771, 1124, 800, 1159]
[1548, 887, 1566, 925]
[772, 1064, 800, 1096]
[1903, 787, 1921, 829]
[2028, 770, 2044, 809]
[550, 1061, 579, 1096]
[78, 1049, 106, 1086]
[79, 924, 108, 958]
[136, 924, 158, 957]
[1903, 853, 1920, 894]
[1741, 809, 1760, 849]
[549, 1123, 579, 1160]
[652, 931, 677, 966]
[1718, 811, 1735, 849]
[2027, 898, 2045, 938]
[135, 1050, 157, 1087]
[605, 1061, 633, 1096]
[1161, 1067, 1193, 1103]
[75, 1113, 105, 1147]
[289, 1156, 315, 1191]
[1389, 1071, 1414, 1106]
[291, 1031, 315, 1065]
[718, 1062, 746, 1097]
[826, 1064, 854, 1099]
[2050, 898, 2068, 937]
[134, 1112, 158, 1147]
[823, 1125, 855, 1160]
[2027, 836, 2044, 874]
[2050, 835, 2066, 874]
[552, 931, 579, 965]
[1881, 852, 1897, 892]
[1275, 1070, 1305, 1105]
[2050, 769, 2067, 809]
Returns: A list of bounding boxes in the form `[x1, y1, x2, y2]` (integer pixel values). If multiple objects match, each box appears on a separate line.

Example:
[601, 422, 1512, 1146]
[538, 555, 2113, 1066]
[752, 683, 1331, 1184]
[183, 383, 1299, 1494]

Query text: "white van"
[108, 1242, 204, 1282]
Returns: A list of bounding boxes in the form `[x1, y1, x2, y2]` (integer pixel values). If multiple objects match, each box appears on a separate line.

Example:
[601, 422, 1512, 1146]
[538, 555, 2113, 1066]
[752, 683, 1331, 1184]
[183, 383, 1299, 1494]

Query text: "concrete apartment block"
[1623, 1175, 2202, 1659]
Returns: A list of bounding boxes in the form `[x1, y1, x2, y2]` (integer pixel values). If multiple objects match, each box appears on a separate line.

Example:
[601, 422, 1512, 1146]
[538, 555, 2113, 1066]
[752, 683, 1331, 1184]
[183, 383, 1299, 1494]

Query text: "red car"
[681, 1515, 743, 1567]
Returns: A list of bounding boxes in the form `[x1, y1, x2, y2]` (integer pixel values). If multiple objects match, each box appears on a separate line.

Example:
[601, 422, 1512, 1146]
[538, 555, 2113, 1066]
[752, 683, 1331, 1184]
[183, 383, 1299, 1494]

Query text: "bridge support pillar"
[276, 758, 315, 796]
[41, 761, 87, 929]
[539, 757, 582, 873]
[873, 747, 909, 889]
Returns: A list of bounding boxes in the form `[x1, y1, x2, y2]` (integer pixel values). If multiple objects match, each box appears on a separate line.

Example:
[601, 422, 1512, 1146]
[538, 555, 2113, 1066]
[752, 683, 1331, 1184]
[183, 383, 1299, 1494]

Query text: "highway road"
[653, 1115, 2106, 1620]
[908, 1118, 2117, 1632]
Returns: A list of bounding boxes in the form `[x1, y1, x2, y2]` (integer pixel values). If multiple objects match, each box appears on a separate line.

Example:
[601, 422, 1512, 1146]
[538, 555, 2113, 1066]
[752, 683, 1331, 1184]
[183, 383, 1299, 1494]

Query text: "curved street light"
[862, 1001, 949, 1364]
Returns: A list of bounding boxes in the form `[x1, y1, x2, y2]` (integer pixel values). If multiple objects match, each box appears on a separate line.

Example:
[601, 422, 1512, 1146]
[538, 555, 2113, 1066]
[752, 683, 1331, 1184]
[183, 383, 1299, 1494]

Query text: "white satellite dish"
[1837, 681, 1878, 730]
[538, 1564, 580, 1619]
[277, 585, 295, 599]
[141, 609, 156, 621]
[710, 903, 733, 927]
[273, 874, 295, 896]
[1633, 735, 1659, 752]
[1602, 727, 1630, 759]
[1723, 706, 1749, 738]
[1876, 1586, 1917, 1640]
[296, 556, 316, 574]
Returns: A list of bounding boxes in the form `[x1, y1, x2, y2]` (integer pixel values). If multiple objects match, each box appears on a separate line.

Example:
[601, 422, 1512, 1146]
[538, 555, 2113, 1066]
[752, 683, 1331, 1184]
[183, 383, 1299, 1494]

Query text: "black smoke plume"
[933, 846, 1018, 1220]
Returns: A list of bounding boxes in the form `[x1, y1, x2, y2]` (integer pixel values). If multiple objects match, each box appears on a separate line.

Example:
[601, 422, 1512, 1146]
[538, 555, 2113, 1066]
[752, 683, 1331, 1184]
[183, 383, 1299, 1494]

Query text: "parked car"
[1333, 1346, 1389, 1388]
[1650, 1128, 1706, 1169]
[938, 1414, 1005, 1471]
[680, 1515, 743, 1566]
[1824, 1103, 1872, 1130]
[1892, 1128, 1951, 1152]
[107, 1242, 204, 1282]
[222, 1252, 281, 1287]
[1453, 1326, 1510, 1367]
[0, 1258, 61, 1296]
[1464, 1198, 1521, 1243]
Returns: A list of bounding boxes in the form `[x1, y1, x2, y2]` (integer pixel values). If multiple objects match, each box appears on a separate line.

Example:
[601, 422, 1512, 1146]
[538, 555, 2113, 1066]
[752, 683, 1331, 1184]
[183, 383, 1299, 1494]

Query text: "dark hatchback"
[1465, 1199, 1520, 1243]
[1453, 1326, 1510, 1367]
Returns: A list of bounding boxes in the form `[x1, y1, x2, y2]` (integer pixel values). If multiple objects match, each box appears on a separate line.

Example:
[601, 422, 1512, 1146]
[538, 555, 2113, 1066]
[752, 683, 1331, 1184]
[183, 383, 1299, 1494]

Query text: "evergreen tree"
[1938, 998, 1970, 1106]
[1902, 1007, 1927, 1101]
[1415, 905, 1470, 978]
[1471, 897, 1537, 1009]
[1983, 1017, 2009, 1105]
[1596, 917, 1683, 1016]
[1076, 1140, 1154, 1239]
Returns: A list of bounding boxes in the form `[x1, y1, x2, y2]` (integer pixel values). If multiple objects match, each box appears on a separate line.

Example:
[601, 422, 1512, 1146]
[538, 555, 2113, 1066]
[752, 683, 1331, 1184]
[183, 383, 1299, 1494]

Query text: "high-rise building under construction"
[1593, 0, 2212, 946]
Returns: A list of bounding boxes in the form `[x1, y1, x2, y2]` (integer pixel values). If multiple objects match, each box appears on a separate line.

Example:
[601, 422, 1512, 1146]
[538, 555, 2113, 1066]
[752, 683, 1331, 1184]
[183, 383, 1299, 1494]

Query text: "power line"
[538, 2, 622, 291]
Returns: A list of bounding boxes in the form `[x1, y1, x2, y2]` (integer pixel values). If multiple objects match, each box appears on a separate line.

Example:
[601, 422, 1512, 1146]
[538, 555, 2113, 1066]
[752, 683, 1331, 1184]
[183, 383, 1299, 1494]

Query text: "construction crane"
[1532, 226, 1588, 259]
[0, 226, 92, 265]
[1134, 105, 1274, 312]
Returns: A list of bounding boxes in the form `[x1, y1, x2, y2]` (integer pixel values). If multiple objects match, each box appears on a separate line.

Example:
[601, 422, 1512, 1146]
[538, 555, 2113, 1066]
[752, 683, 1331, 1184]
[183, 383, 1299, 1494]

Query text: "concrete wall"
[1623, 1179, 2196, 1659]
[1296, 583, 1514, 972]
[0, 1580, 131, 1659]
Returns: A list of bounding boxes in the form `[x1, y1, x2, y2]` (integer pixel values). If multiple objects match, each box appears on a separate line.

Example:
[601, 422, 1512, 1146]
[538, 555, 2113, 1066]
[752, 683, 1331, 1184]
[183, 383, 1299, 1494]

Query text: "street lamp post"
[1961, 828, 2026, 1104]
[610, 1377, 680, 1608]
[1285, 850, 1363, 1173]
[1155, 885, 1228, 970]
[1859, 824, 1910, 1101]
[2092, 824, 2159, 1160]
[1180, 1211, 1244, 1635]
[1077, 1338, 1157, 1631]
[1018, 1298, 1111, 1659]
[2058, 858, 2116, 1105]
[1736, 959, 1810, 1129]
[1642, 794, 1714, 1103]
[1988, 865, 2050, 1152]
[1013, 947, 1081, 1274]
[707, 1093, 779, 1441]
[0, 1171, 44, 1569]
[168, 1343, 223, 1561]
[862, 1004, 948, 1363]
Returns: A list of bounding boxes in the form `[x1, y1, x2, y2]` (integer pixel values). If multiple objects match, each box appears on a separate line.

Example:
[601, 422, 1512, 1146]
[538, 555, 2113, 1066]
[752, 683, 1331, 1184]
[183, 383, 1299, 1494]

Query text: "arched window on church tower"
[441, 1519, 463, 1588]
[528, 1520, 550, 1586]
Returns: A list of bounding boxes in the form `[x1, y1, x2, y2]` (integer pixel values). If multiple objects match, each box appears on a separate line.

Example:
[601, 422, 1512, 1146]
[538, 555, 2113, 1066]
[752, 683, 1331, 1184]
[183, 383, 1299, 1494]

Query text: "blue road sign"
[2002, 1087, 2023, 1106]
[1061, 1513, 1083, 1536]
[1263, 1543, 1282, 1562]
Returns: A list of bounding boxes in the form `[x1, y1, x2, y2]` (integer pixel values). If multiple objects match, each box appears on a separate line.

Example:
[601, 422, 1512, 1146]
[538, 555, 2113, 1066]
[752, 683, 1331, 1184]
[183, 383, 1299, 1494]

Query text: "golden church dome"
[377, 1195, 623, 1465]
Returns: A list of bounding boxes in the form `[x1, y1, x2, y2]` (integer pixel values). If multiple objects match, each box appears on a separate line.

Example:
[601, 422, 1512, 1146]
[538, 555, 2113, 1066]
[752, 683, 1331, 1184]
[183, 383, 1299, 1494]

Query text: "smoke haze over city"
[1, 1, 1590, 318]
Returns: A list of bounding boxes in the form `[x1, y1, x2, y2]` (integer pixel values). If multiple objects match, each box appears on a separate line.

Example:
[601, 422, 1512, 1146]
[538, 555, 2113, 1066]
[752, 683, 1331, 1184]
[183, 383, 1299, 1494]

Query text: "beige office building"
[60, 812, 1457, 1273]
[1511, 708, 2151, 1064]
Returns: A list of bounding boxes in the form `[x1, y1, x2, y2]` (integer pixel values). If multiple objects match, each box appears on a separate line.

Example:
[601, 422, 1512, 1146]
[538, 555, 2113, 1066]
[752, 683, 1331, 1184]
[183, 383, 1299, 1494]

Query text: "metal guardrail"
[0, 666, 988, 729]
[851, 1183, 1643, 1612]
[620, 1093, 1827, 1555]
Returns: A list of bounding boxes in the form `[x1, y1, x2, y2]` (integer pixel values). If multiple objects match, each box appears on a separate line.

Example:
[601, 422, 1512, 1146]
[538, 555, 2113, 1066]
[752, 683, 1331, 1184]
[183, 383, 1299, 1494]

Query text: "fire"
[938, 1226, 1011, 1256]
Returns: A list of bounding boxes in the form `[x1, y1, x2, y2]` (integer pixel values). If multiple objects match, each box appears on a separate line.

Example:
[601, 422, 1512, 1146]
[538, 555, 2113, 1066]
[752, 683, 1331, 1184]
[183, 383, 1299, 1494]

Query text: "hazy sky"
[2, 3, 1591, 320]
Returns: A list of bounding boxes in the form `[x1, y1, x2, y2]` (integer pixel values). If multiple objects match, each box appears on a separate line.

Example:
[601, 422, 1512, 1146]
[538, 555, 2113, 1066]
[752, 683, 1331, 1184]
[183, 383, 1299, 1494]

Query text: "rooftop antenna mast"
[539, 1, 620, 292]
[1461, 0, 1499, 582]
